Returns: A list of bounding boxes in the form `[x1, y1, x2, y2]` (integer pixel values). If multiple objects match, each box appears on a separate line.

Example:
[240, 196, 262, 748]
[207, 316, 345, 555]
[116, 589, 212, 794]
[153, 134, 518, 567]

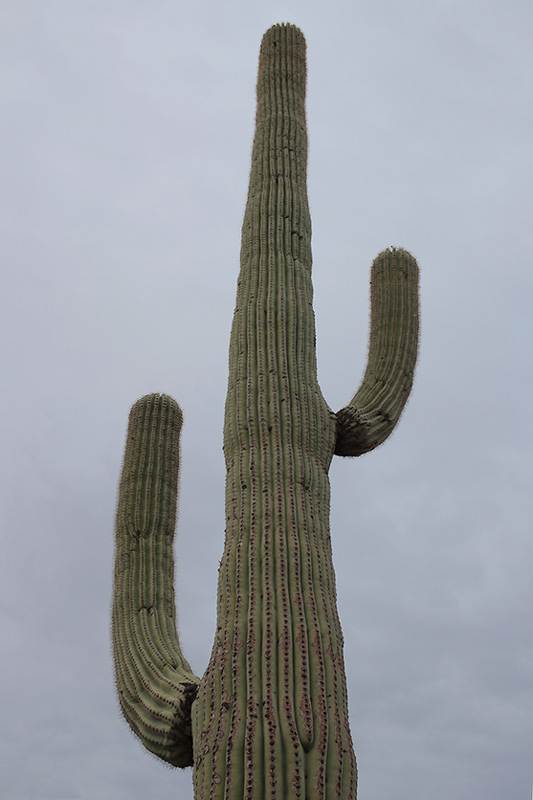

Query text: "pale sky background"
[1, 1, 532, 798]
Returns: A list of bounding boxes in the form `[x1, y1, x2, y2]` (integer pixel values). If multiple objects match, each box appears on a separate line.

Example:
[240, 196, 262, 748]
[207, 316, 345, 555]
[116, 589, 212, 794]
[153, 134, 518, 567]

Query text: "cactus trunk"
[112, 22, 419, 800]
[191, 24, 356, 800]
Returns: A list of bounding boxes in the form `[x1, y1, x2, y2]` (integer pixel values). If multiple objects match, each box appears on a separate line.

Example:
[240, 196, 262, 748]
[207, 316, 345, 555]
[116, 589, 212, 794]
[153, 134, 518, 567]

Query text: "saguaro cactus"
[113, 22, 419, 800]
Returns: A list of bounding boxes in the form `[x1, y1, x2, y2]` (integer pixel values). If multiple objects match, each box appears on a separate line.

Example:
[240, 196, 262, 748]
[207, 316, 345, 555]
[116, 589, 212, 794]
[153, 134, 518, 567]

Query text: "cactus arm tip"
[112, 393, 200, 768]
[334, 247, 420, 457]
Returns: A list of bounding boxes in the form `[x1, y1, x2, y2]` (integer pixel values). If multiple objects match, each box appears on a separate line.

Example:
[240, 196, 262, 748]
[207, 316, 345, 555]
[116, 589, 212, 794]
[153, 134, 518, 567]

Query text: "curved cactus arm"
[112, 393, 200, 767]
[334, 247, 419, 457]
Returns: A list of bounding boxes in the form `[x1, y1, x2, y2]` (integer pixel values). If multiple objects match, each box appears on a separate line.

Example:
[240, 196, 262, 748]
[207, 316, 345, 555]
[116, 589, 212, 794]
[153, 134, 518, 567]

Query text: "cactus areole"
[113, 22, 419, 800]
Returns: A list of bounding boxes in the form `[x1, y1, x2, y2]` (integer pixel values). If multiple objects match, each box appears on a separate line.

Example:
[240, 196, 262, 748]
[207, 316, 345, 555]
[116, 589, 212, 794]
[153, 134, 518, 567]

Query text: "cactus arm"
[112, 393, 200, 767]
[335, 247, 419, 457]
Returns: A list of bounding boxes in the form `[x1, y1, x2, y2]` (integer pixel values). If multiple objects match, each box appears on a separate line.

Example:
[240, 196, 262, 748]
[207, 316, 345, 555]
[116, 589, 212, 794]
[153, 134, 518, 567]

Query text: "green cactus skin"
[113, 22, 419, 800]
[113, 394, 200, 767]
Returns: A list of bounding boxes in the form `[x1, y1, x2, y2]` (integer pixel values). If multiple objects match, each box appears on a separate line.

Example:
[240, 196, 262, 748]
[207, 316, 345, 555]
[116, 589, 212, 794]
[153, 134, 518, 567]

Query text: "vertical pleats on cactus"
[112, 22, 419, 800]
[113, 394, 200, 767]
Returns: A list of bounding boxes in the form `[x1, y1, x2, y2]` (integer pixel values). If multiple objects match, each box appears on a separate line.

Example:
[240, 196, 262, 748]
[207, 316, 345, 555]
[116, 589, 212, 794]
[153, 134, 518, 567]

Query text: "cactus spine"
[113, 23, 419, 800]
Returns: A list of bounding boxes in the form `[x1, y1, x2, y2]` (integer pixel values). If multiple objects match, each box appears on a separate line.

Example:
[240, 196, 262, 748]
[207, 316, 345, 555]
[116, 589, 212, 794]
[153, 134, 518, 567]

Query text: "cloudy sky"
[2, 1, 532, 798]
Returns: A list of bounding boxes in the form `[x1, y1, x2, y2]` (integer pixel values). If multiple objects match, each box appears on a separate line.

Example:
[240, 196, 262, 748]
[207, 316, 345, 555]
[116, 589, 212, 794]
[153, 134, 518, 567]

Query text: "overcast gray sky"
[2, 1, 532, 798]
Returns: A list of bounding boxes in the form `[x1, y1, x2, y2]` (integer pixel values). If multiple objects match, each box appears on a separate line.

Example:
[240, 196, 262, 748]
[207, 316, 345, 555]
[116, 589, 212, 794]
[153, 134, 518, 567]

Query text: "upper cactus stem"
[112, 22, 419, 800]
[194, 23, 357, 798]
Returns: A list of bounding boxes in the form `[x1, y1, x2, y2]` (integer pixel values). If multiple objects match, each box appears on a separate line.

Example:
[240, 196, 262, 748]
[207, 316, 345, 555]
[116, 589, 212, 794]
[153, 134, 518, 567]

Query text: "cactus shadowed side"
[112, 23, 419, 800]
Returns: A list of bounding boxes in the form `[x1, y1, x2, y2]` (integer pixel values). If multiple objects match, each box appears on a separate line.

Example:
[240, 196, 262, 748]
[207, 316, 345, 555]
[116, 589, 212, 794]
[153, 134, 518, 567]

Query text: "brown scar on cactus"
[112, 22, 419, 799]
